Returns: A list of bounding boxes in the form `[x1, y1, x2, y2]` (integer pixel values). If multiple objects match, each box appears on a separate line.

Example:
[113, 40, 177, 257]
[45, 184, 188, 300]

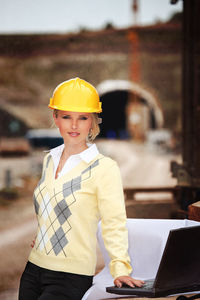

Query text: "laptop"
[106, 225, 200, 297]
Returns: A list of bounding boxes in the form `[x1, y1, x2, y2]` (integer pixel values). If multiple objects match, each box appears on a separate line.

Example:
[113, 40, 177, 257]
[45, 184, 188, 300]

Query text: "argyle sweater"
[29, 152, 132, 279]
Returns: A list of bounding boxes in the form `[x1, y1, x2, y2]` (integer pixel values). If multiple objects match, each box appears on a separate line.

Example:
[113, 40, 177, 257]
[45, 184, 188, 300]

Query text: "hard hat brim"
[48, 103, 102, 113]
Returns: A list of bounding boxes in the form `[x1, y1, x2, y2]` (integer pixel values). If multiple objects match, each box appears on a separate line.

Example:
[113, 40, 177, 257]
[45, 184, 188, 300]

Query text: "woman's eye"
[80, 116, 88, 120]
[62, 115, 70, 119]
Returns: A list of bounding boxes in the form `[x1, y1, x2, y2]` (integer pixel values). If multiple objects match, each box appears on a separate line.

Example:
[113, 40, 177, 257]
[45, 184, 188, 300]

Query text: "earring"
[89, 128, 93, 137]
[88, 128, 93, 140]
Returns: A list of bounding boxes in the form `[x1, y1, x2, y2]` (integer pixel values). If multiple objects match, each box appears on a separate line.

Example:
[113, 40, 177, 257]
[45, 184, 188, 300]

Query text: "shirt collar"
[79, 143, 99, 163]
[49, 143, 99, 164]
[49, 143, 64, 159]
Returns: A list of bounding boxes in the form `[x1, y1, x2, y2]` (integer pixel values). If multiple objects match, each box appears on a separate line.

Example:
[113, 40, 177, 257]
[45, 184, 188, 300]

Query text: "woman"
[18, 77, 144, 300]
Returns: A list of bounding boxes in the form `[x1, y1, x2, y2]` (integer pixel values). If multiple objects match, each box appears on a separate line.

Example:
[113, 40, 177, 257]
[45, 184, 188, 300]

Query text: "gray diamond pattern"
[63, 176, 81, 198]
[33, 194, 39, 215]
[62, 181, 72, 198]
[35, 158, 100, 256]
[50, 227, 68, 255]
[54, 199, 72, 225]
[82, 160, 99, 174]
[72, 176, 81, 192]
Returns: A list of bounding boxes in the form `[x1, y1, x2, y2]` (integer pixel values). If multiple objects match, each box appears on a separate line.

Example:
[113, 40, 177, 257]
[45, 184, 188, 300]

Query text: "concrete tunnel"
[96, 80, 164, 140]
[26, 80, 165, 148]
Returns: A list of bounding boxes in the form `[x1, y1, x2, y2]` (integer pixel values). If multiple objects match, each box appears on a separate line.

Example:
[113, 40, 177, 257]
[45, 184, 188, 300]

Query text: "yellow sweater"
[29, 153, 132, 279]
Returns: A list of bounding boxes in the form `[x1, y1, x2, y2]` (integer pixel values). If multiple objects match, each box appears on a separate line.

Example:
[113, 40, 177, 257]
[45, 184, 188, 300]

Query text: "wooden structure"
[171, 0, 200, 216]
[188, 201, 200, 222]
[0, 138, 31, 156]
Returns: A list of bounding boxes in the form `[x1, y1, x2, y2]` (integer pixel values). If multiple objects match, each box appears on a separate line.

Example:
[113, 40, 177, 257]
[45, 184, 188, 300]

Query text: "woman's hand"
[30, 237, 36, 248]
[114, 276, 145, 288]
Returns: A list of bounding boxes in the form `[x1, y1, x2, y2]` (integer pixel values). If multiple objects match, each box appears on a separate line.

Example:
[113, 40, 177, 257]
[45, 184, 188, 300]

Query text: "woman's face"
[53, 110, 92, 147]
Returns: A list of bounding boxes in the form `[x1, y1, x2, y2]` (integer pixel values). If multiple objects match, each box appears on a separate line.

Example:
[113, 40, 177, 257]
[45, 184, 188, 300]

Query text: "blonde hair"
[53, 110, 101, 142]
[88, 113, 100, 142]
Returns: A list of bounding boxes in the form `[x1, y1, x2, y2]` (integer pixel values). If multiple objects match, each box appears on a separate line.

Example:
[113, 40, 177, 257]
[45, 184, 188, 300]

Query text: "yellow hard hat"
[49, 77, 102, 113]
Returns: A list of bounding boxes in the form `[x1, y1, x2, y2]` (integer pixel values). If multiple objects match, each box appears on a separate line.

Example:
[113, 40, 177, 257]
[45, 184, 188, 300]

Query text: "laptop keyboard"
[133, 279, 155, 290]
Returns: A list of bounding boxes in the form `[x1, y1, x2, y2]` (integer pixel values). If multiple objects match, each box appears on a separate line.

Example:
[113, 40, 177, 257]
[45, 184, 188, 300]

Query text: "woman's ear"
[53, 111, 58, 126]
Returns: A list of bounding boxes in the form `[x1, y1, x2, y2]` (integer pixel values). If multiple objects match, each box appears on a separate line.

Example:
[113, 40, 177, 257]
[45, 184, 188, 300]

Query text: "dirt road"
[96, 140, 179, 188]
[0, 218, 37, 249]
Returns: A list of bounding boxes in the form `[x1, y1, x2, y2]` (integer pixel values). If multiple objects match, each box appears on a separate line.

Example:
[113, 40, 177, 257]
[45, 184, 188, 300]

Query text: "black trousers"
[18, 262, 93, 300]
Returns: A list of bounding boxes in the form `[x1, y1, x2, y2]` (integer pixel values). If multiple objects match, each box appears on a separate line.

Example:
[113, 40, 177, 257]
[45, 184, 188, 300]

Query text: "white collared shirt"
[50, 143, 99, 179]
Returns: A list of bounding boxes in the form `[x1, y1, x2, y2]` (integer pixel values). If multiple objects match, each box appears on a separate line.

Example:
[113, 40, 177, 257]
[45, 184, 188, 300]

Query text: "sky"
[0, 0, 183, 34]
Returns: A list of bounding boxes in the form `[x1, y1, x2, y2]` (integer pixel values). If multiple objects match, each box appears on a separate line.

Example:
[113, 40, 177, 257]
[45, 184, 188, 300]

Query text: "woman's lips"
[68, 132, 80, 137]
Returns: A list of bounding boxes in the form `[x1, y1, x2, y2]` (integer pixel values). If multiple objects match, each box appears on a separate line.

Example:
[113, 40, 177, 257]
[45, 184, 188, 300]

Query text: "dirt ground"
[0, 177, 37, 294]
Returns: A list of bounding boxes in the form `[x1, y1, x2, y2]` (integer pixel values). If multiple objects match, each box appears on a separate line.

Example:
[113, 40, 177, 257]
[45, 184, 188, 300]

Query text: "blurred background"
[1, 0, 200, 299]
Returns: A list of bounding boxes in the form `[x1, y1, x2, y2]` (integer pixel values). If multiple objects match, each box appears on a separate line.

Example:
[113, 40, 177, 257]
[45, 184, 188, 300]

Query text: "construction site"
[0, 0, 200, 299]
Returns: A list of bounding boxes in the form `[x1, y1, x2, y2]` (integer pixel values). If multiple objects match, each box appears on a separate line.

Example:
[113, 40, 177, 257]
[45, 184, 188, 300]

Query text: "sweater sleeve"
[97, 160, 132, 279]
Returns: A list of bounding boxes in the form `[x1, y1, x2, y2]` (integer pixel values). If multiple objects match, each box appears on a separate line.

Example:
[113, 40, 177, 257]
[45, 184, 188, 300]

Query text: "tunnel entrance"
[97, 80, 163, 140]
[98, 90, 129, 139]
